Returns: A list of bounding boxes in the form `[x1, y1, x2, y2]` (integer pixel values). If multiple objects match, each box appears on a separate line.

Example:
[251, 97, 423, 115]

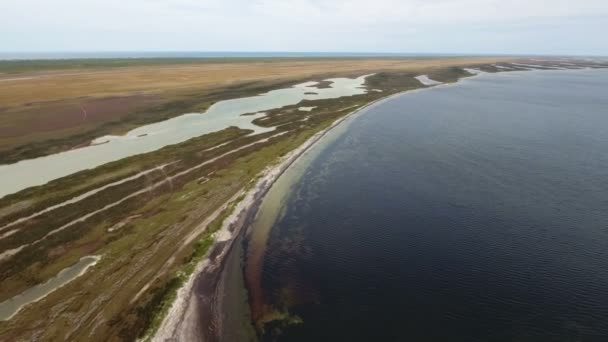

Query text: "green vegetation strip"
[138, 190, 241, 340]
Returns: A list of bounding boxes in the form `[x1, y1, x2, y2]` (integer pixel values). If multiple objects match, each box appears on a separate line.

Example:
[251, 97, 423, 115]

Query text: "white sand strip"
[464, 68, 484, 74]
[0, 162, 176, 234]
[415, 75, 442, 86]
[511, 63, 556, 69]
[298, 106, 316, 112]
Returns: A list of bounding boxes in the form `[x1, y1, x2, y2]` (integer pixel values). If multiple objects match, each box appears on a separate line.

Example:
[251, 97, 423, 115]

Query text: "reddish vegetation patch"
[245, 238, 269, 324]
[0, 94, 162, 139]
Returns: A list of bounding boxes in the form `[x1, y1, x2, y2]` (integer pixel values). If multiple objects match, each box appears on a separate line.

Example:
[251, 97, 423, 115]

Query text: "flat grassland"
[0, 57, 509, 163]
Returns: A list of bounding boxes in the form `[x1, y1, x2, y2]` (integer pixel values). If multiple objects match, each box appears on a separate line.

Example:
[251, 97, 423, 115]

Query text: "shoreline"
[136, 66, 593, 340]
[2, 61, 605, 340]
[151, 87, 413, 341]
[222, 63, 608, 342]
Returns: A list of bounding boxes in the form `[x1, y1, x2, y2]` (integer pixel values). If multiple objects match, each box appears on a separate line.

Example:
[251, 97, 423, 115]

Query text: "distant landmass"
[0, 51, 580, 60]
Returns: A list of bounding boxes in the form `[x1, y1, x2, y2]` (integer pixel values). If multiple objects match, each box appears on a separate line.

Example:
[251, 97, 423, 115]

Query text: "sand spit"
[415, 75, 442, 86]
[0, 77, 36, 82]
[150, 91, 407, 342]
[298, 106, 316, 112]
[176, 71, 501, 341]
[464, 68, 484, 74]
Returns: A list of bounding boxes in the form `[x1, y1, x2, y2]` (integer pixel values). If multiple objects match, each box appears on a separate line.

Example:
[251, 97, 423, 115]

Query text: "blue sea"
[248, 69, 608, 341]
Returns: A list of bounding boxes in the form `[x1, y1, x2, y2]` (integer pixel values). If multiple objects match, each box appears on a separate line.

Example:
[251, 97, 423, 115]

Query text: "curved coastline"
[114, 66, 608, 340]
[2, 57, 607, 340]
[233, 67, 608, 341]
[150, 75, 472, 341]
[152, 66, 608, 340]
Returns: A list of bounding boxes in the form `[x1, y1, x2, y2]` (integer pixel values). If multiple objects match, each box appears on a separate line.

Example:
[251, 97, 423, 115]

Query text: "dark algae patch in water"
[247, 69, 608, 341]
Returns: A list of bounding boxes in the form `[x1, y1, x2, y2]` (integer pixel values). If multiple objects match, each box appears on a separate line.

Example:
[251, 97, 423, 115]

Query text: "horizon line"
[1, 51, 607, 61]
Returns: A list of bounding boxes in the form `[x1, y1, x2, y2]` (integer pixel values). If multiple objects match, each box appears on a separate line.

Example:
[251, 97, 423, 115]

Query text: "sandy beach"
[150, 89, 410, 341]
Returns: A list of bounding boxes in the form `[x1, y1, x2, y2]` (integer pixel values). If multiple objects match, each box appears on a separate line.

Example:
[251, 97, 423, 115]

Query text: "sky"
[1, 0, 608, 55]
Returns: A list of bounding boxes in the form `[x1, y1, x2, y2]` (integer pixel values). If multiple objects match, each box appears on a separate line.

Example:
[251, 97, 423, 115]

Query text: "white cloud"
[1, 0, 607, 54]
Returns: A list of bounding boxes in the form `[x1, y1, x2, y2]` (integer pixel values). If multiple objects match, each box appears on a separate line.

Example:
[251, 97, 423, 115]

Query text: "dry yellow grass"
[0, 57, 510, 108]
[0, 57, 512, 163]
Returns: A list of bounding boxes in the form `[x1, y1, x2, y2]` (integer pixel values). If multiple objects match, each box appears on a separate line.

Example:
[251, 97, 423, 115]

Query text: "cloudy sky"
[2, 0, 607, 55]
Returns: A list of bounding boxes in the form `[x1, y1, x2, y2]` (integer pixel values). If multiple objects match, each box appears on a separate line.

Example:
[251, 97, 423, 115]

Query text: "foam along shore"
[150, 90, 407, 342]
[415, 75, 443, 86]
[0, 75, 371, 199]
[0, 255, 101, 321]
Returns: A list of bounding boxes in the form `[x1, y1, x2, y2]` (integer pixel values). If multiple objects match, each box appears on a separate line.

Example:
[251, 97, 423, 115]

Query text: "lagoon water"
[0, 75, 369, 198]
[248, 69, 608, 341]
[0, 255, 100, 321]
